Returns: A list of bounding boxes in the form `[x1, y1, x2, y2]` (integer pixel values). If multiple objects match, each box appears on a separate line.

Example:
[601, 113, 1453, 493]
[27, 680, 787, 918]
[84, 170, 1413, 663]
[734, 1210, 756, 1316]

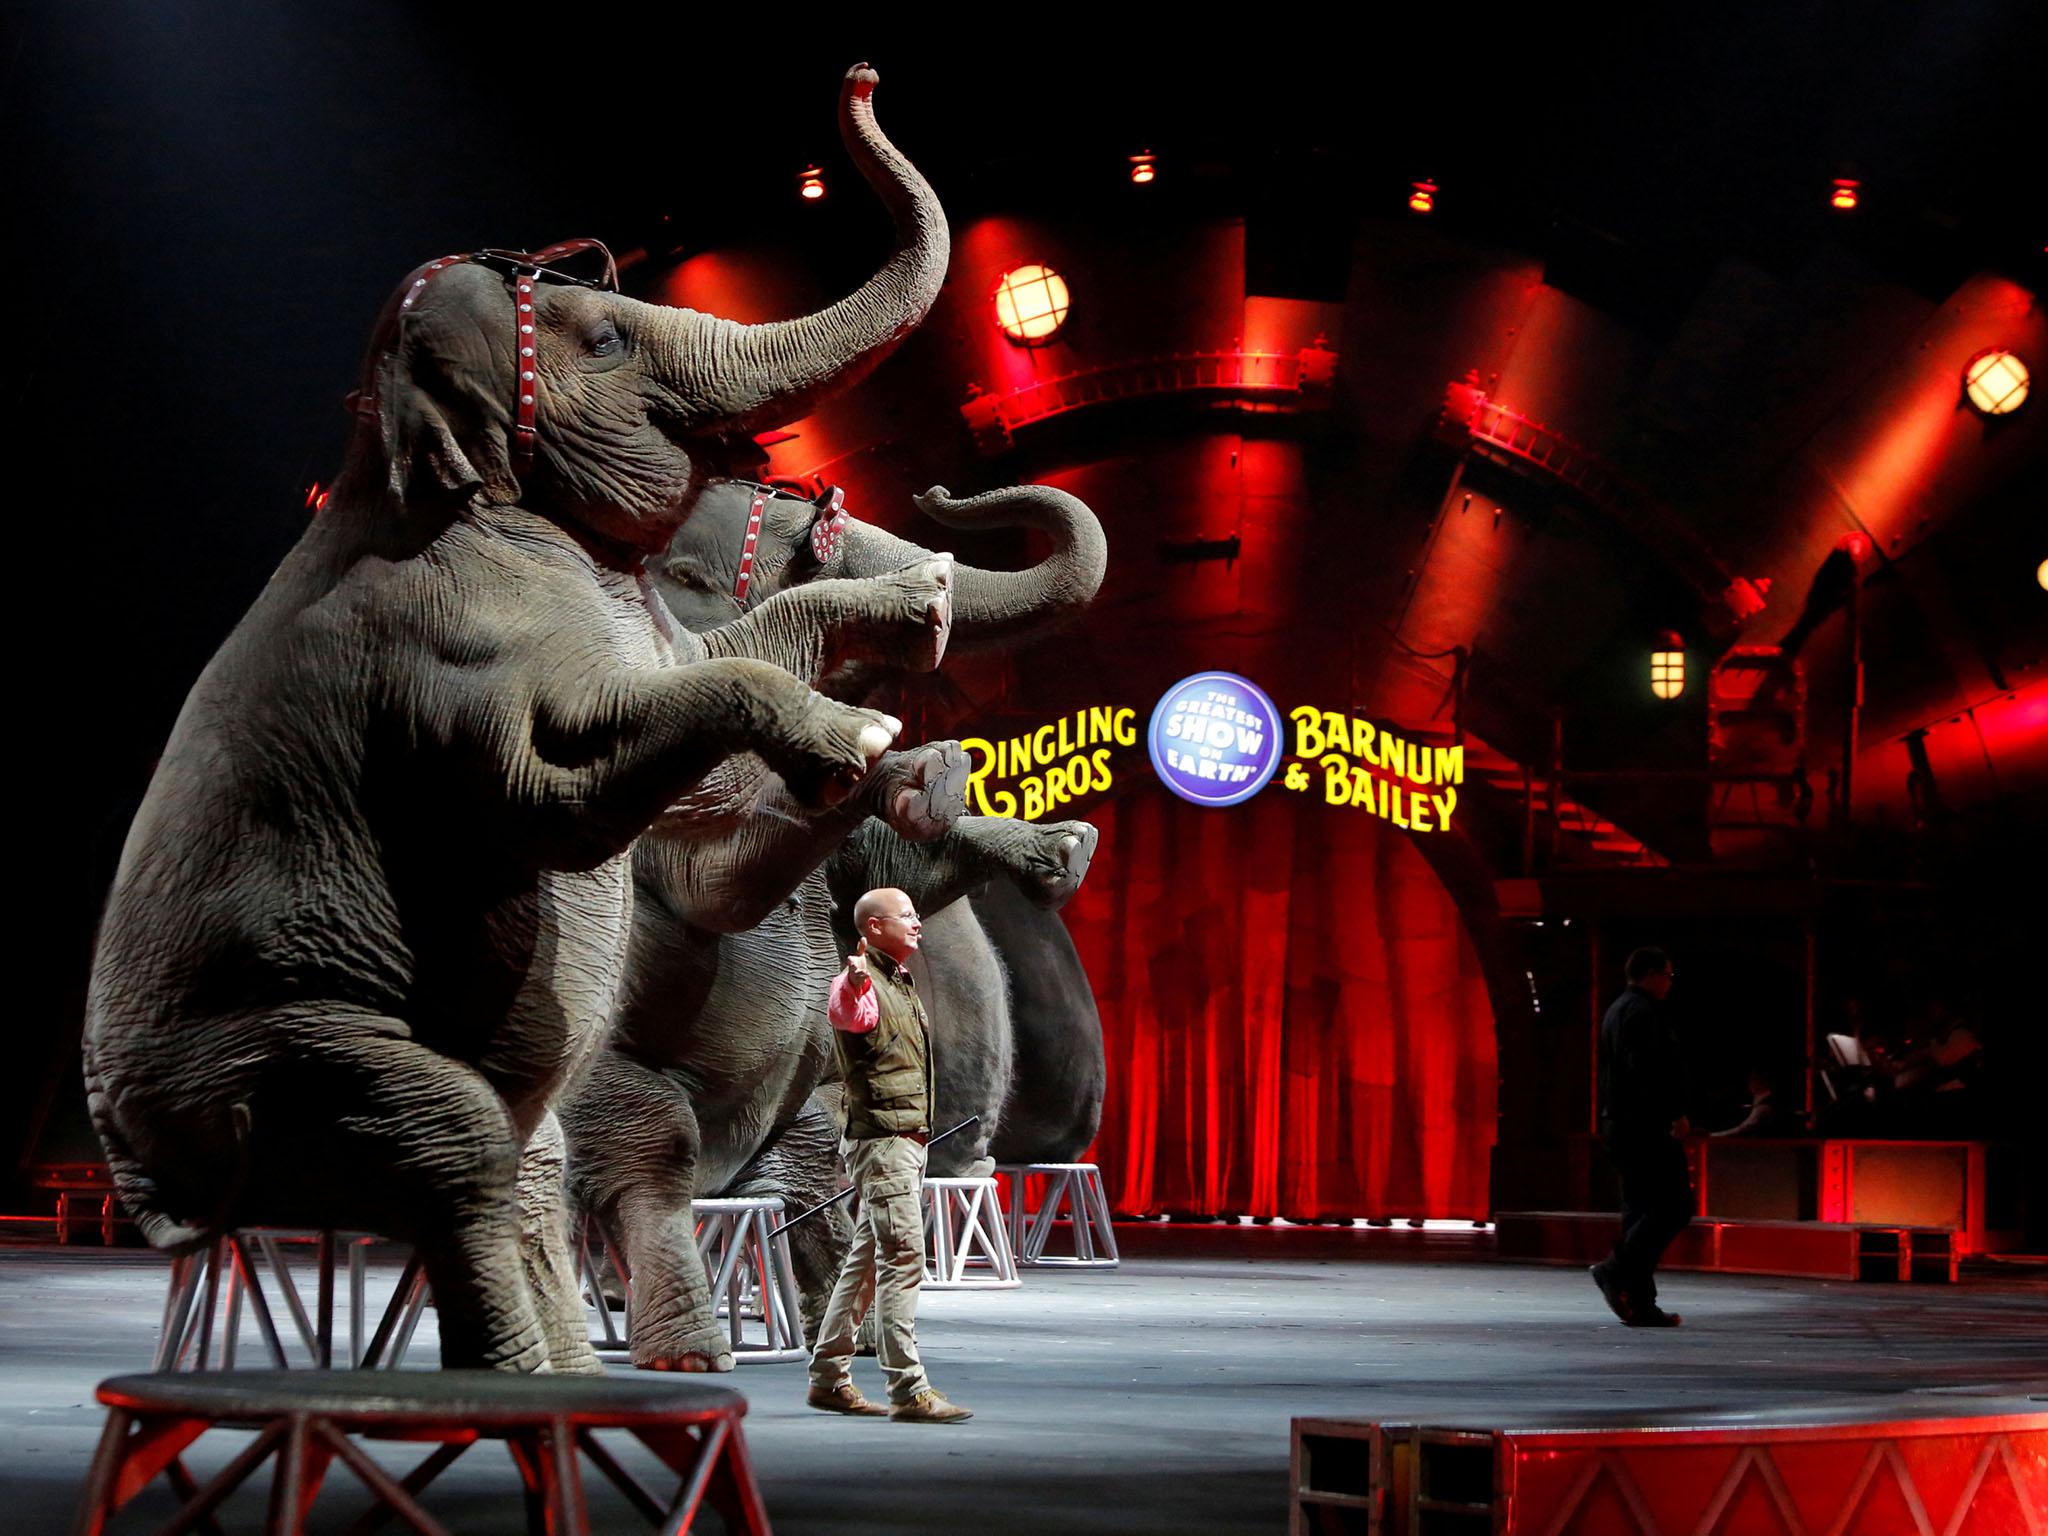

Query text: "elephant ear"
[354, 270, 522, 511]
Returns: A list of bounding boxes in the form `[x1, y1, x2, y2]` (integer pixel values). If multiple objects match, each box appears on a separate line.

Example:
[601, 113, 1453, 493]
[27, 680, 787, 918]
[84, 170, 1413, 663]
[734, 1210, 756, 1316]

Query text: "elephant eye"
[589, 329, 621, 357]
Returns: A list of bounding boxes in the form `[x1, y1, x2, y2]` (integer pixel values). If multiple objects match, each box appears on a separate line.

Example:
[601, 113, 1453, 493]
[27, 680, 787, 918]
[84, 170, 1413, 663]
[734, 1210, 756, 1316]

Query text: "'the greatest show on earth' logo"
[1148, 671, 1285, 808]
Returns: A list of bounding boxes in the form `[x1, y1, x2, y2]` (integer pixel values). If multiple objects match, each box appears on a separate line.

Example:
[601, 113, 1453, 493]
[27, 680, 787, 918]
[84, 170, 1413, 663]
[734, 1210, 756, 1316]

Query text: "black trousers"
[1605, 1134, 1694, 1304]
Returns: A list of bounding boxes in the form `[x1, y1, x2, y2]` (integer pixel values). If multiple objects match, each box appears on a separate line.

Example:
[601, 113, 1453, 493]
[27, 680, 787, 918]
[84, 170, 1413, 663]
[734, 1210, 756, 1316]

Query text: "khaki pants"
[808, 1134, 930, 1405]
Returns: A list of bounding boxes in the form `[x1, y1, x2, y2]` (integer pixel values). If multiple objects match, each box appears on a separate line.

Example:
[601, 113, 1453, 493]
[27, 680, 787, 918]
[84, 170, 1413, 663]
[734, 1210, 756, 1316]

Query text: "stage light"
[1129, 151, 1157, 185]
[994, 264, 1070, 343]
[1830, 178, 1860, 211]
[2037, 558, 2047, 592]
[798, 166, 826, 201]
[1963, 348, 2029, 415]
[1409, 180, 1437, 214]
[1835, 531, 1872, 564]
[1651, 631, 1686, 700]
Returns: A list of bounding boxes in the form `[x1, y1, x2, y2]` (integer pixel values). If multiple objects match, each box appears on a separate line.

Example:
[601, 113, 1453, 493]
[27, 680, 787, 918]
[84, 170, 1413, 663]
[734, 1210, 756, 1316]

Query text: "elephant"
[979, 877, 1107, 1164]
[559, 473, 1104, 1371]
[83, 63, 951, 1374]
[653, 473, 1114, 1167]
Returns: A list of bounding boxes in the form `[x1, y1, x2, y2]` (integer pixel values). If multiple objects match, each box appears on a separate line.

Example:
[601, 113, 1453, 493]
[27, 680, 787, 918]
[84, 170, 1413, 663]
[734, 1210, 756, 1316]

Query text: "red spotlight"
[1129, 151, 1157, 185]
[1829, 178, 1860, 211]
[1835, 531, 1872, 563]
[1409, 179, 1438, 214]
[798, 166, 826, 201]
[303, 482, 328, 514]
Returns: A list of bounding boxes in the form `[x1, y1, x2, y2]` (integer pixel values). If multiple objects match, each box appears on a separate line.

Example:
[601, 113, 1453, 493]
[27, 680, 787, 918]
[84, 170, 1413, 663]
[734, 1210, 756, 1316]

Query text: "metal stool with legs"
[921, 1177, 1020, 1289]
[577, 1198, 809, 1363]
[997, 1163, 1121, 1268]
[155, 1230, 432, 1372]
[74, 1369, 770, 1535]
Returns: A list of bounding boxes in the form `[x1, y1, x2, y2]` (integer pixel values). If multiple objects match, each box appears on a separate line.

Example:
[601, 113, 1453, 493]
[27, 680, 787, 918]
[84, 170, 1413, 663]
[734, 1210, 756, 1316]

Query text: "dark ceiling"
[4, 3, 2041, 1170]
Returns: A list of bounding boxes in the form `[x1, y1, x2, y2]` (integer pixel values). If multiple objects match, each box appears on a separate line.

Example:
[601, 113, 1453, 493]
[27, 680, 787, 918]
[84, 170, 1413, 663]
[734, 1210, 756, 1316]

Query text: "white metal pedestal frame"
[922, 1176, 1021, 1289]
[997, 1162, 1122, 1268]
[154, 1229, 431, 1371]
[579, 1196, 810, 1364]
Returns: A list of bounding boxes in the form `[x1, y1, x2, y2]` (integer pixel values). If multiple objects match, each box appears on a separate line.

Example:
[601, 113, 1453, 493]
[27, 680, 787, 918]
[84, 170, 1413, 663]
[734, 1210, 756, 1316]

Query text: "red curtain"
[1063, 782, 1498, 1220]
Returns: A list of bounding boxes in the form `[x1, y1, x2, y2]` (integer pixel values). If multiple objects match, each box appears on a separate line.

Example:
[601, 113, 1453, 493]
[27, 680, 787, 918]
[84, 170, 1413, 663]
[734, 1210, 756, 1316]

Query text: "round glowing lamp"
[994, 265, 1071, 344]
[798, 166, 826, 201]
[1409, 179, 1437, 214]
[2036, 558, 2047, 592]
[1830, 178, 1860, 211]
[1129, 152, 1157, 185]
[1963, 349, 2029, 415]
[1650, 631, 1686, 701]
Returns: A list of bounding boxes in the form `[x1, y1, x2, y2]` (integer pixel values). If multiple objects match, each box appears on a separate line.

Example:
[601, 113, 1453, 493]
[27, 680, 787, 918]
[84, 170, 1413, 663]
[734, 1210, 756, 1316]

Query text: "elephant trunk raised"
[839, 484, 1108, 649]
[643, 64, 949, 437]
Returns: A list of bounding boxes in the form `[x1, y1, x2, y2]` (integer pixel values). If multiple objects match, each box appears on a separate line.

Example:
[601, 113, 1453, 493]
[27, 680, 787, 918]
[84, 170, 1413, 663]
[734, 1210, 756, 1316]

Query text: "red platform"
[1293, 1409, 2048, 1534]
[1493, 1210, 1964, 1282]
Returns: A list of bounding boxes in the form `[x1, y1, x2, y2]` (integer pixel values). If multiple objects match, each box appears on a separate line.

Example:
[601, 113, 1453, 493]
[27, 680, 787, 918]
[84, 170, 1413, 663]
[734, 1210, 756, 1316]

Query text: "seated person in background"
[1713, 1067, 1797, 1137]
[1890, 1001, 1983, 1096]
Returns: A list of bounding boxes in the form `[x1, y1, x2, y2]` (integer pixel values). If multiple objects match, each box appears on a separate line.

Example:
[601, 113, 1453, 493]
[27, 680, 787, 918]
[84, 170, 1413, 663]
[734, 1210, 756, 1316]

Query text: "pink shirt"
[827, 970, 879, 1034]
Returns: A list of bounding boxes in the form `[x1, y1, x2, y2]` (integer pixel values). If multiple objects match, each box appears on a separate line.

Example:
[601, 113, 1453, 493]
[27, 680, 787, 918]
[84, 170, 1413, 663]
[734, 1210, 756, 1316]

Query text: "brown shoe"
[807, 1383, 888, 1416]
[890, 1389, 973, 1423]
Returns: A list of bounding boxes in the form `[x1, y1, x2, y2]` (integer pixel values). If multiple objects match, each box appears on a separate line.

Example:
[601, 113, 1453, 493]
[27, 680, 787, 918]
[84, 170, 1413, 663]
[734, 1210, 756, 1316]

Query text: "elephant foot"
[775, 699, 900, 810]
[637, 1350, 734, 1373]
[632, 1320, 736, 1375]
[976, 817, 1098, 908]
[874, 556, 955, 671]
[550, 1341, 608, 1377]
[875, 741, 971, 842]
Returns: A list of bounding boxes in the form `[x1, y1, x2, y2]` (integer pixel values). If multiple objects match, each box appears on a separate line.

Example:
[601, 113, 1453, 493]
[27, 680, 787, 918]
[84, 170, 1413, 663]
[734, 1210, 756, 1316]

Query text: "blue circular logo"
[1147, 671, 1284, 808]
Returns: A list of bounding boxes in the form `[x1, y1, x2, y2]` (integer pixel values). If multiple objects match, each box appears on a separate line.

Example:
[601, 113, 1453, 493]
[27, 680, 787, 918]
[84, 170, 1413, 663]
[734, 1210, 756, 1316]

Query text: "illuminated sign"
[963, 706, 1137, 819]
[1148, 671, 1284, 808]
[960, 677, 1464, 829]
[1285, 709, 1462, 831]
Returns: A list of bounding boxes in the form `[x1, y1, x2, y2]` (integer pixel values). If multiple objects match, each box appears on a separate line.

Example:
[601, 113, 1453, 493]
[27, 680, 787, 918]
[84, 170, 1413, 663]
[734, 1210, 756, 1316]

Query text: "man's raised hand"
[844, 938, 872, 991]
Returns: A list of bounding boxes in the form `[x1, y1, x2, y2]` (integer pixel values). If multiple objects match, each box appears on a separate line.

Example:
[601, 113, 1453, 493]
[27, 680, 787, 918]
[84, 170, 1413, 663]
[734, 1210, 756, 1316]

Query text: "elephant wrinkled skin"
[84, 64, 948, 1373]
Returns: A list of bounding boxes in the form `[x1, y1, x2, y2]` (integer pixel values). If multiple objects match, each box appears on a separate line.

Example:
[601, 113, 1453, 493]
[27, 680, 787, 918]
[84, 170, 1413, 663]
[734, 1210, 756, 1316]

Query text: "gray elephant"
[83, 64, 950, 1374]
[979, 879, 1108, 1163]
[561, 476, 1104, 1370]
[655, 472, 1111, 1172]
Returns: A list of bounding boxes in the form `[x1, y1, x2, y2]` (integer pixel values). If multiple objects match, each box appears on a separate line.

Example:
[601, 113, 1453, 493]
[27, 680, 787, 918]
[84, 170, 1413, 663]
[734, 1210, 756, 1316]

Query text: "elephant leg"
[516, 1112, 603, 1376]
[562, 1052, 732, 1372]
[722, 1091, 853, 1345]
[255, 1021, 549, 1373]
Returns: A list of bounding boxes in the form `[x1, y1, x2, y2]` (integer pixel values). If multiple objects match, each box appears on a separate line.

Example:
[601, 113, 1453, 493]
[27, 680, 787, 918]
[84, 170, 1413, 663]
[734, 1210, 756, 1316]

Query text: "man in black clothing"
[1589, 947, 1692, 1327]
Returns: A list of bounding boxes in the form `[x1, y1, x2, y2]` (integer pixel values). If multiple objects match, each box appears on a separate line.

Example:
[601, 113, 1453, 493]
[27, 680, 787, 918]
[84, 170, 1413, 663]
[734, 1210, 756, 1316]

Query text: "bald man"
[805, 887, 972, 1423]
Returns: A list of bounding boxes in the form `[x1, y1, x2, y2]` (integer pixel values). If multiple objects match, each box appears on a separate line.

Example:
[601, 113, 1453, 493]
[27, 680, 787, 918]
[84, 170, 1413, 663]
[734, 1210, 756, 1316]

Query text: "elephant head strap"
[730, 483, 851, 610]
[358, 239, 620, 484]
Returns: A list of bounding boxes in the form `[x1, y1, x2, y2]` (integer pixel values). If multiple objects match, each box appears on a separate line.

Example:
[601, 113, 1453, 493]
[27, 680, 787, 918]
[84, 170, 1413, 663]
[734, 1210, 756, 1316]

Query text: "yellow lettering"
[1292, 705, 1324, 757]
[1355, 719, 1378, 767]
[1033, 724, 1055, 767]
[1056, 715, 1075, 756]
[1045, 763, 1070, 806]
[1022, 777, 1045, 820]
[1091, 748, 1114, 793]
[1432, 787, 1457, 828]
[1381, 735, 1405, 782]
[1113, 707, 1137, 746]
[1320, 753, 1352, 804]
[1434, 745, 1464, 786]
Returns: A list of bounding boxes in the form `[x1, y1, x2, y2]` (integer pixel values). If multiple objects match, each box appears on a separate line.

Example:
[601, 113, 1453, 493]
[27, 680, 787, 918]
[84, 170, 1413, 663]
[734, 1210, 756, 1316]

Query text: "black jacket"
[1598, 985, 1685, 1142]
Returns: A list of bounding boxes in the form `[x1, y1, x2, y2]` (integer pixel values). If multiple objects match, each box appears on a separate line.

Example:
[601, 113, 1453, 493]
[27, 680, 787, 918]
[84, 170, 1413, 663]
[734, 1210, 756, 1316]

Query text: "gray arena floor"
[3, 1227, 2044, 1532]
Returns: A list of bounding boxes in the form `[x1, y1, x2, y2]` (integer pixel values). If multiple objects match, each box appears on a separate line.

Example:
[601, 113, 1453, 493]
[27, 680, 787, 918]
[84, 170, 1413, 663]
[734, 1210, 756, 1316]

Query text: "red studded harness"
[355, 240, 620, 482]
[730, 482, 851, 610]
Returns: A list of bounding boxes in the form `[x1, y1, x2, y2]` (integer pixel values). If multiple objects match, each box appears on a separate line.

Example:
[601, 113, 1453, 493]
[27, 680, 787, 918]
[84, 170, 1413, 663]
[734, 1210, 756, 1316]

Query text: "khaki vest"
[835, 953, 934, 1139]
